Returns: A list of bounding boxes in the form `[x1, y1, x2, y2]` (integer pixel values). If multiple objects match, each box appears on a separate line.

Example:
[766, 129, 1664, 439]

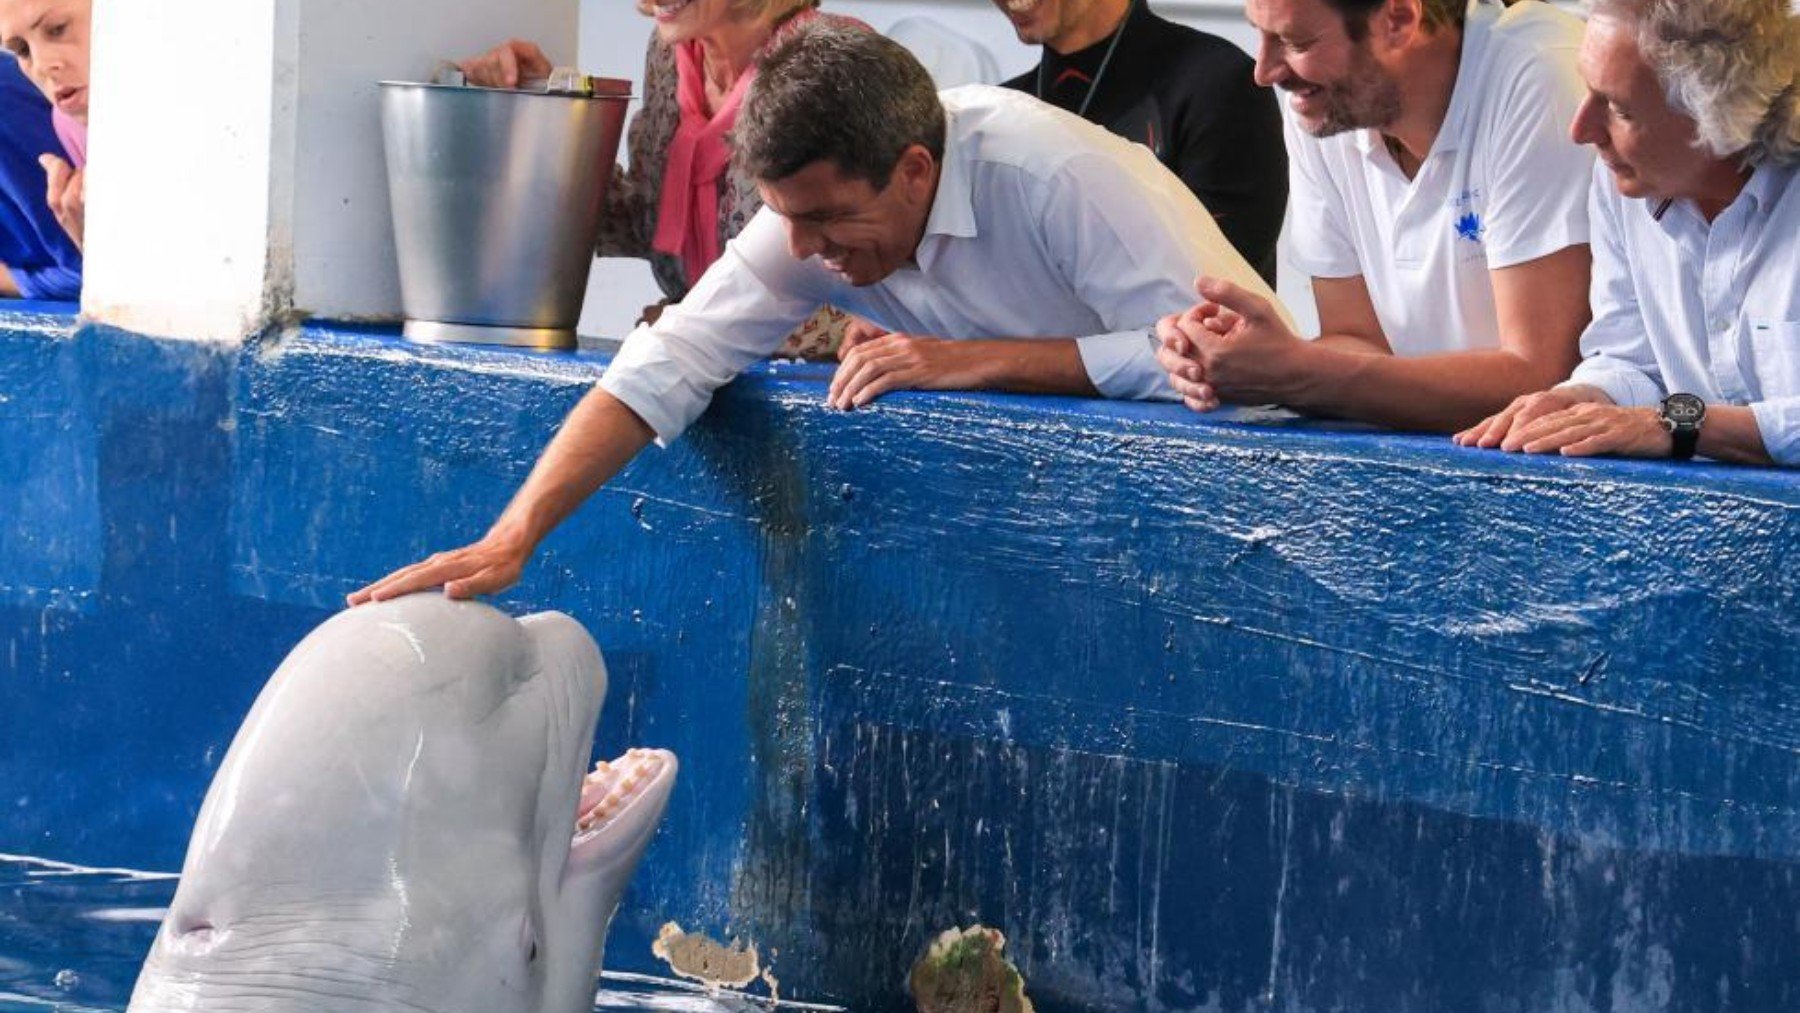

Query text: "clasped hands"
[1154, 276, 1310, 411]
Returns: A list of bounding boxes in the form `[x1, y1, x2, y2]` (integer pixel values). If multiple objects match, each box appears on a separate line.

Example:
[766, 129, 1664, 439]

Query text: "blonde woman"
[462, 1, 867, 357]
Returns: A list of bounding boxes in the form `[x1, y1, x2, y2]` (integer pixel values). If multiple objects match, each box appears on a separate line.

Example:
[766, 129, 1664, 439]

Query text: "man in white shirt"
[1156, 0, 1595, 432]
[1455, 0, 1800, 467]
[349, 23, 1278, 604]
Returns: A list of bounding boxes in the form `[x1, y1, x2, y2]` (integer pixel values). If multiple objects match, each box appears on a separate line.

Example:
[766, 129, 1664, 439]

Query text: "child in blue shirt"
[0, 57, 81, 301]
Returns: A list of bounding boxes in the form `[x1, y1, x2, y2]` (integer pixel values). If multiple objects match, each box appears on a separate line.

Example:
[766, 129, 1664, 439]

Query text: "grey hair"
[1588, 0, 1800, 166]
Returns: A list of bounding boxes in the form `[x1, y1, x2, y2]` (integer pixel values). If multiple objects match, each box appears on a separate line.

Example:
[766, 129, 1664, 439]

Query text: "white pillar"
[82, 0, 578, 342]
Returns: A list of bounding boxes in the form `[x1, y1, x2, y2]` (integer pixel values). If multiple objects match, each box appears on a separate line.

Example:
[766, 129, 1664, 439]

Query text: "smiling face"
[989, 0, 1111, 50]
[0, 0, 90, 121]
[1245, 0, 1401, 137]
[758, 149, 938, 287]
[1570, 15, 1720, 204]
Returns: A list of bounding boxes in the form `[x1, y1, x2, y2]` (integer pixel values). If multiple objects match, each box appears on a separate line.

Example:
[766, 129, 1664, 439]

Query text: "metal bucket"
[379, 80, 630, 350]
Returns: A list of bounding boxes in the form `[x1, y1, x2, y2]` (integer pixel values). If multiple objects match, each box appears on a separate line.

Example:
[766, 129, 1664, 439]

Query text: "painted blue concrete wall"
[1, 305, 1795, 1012]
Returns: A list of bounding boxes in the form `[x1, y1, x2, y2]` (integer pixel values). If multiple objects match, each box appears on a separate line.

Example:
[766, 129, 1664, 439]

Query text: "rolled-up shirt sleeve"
[1076, 329, 1170, 401]
[1565, 354, 1666, 407]
[1750, 398, 1800, 466]
[1043, 149, 1292, 401]
[1562, 167, 1666, 407]
[599, 208, 822, 445]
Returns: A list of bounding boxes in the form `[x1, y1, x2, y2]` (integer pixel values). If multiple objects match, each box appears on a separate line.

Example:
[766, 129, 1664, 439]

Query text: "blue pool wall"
[1, 304, 1796, 1012]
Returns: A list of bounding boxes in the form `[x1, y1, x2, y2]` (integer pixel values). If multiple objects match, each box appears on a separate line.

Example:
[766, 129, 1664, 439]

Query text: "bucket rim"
[377, 79, 634, 101]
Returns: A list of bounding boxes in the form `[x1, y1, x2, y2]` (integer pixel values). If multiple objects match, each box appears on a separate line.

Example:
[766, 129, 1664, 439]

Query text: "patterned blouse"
[595, 7, 864, 359]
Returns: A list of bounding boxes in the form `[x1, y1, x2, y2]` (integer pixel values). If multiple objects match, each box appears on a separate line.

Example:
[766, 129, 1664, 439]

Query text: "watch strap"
[1669, 425, 1699, 461]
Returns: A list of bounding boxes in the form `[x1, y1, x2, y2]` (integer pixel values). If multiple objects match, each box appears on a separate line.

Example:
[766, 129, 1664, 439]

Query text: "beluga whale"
[127, 594, 677, 1013]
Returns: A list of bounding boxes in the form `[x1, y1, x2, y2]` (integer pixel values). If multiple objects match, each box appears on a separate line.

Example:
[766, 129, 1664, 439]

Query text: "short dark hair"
[735, 22, 947, 189]
[1325, 0, 1468, 40]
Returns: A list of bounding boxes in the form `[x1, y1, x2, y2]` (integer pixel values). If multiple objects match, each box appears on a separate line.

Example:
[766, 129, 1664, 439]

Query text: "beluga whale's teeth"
[573, 747, 674, 841]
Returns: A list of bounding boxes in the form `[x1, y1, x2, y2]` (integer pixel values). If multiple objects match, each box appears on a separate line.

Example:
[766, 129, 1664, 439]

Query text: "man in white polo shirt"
[1156, 0, 1595, 432]
[348, 23, 1279, 604]
[1455, 0, 1799, 467]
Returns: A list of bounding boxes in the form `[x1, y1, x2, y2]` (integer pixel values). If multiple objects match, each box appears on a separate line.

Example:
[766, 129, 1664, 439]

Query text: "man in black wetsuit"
[994, 0, 1287, 285]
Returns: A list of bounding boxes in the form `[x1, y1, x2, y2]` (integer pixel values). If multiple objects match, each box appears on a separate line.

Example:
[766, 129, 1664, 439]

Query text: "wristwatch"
[1659, 393, 1706, 460]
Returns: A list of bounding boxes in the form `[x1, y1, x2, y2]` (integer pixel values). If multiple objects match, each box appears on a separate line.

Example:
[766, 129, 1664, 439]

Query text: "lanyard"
[1035, 0, 1133, 120]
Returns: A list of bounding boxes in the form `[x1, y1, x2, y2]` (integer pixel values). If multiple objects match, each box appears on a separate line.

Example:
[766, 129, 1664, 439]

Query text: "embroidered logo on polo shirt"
[1449, 187, 1485, 244]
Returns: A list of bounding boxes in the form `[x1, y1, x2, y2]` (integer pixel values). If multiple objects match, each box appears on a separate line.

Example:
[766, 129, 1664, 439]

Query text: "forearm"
[1697, 405, 1774, 466]
[1308, 332, 1392, 357]
[972, 338, 1098, 397]
[1287, 343, 1572, 432]
[488, 387, 655, 551]
[0, 263, 17, 298]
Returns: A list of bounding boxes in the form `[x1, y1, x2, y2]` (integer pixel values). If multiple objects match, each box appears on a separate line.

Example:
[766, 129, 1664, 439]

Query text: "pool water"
[0, 856, 169, 1011]
[0, 857, 826, 1013]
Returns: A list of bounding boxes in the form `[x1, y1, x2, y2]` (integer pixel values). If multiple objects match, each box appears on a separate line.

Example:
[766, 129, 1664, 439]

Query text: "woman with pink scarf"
[462, 0, 867, 358]
[0, 0, 89, 250]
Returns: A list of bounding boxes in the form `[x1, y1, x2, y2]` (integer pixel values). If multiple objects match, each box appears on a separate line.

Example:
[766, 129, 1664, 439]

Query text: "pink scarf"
[52, 108, 87, 168]
[653, 9, 821, 288]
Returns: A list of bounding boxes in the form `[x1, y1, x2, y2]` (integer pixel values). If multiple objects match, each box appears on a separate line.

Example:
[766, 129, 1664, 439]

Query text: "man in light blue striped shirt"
[1456, 0, 1799, 467]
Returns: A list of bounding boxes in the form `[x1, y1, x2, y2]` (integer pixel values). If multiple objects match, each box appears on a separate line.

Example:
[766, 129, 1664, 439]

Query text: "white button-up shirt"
[1565, 160, 1800, 466]
[600, 85, 1284, 444]
[1284, 0, 1591, 356]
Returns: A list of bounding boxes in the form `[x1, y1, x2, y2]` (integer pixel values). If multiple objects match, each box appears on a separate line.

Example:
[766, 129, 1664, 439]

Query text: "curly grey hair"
[1587, 0, 1799, 166]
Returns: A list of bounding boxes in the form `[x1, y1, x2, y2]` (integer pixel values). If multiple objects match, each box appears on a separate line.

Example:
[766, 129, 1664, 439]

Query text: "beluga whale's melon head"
[126, 594, 677, 1013]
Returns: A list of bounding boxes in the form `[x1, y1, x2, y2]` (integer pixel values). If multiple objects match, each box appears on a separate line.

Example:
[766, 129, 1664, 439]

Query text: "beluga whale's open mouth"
[573, 748, 679, 872]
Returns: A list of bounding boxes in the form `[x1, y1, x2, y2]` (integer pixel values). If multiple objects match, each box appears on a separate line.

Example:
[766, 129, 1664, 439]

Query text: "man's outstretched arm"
[347, 388, 654, 604]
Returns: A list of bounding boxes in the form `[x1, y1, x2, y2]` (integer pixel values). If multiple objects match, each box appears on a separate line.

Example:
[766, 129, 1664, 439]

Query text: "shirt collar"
[1653, 160, 1796, 236]
[915, 102, 977, 272]
[1741, 159, 1796, 212]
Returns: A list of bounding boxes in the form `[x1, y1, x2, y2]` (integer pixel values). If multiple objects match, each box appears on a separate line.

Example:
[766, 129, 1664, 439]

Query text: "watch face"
[1663, 393, 1706, 425]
